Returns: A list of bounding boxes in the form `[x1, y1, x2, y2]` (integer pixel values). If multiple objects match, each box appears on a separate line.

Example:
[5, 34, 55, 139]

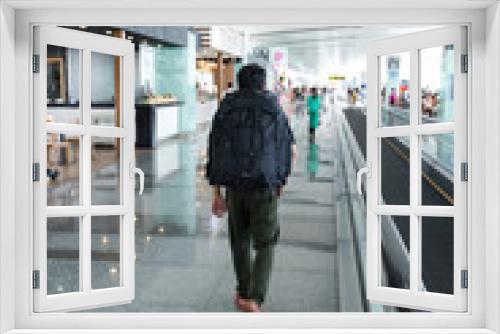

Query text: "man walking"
[206, 64, 295, 312]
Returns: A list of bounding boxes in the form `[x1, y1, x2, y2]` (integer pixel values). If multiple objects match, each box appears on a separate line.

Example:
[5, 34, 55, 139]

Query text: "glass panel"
[380, 136, 410, 205]
[47, 133, 80, 206]
[421, 217, 454, 294]
[91, 137, 121, 205]
[420, 45, 454, 124]
[46, 45, 81, 124]
[421, 133, 454, 206]
[91, 216, 121, 289]
[91, 52, 120, 127]
[47, 217, 80, 295]
[380, 215, 410, 289]
[379, 52, 410, 127]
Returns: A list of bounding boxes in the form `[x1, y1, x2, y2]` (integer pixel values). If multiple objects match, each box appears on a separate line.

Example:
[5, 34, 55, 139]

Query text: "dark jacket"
[206, 89, 294, 189]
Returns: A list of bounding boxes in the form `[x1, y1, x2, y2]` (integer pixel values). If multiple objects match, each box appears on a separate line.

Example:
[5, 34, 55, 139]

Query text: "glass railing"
[333, 108, 366, 311]
[334, 106, 410, 312]
[382, 106, 453, 179]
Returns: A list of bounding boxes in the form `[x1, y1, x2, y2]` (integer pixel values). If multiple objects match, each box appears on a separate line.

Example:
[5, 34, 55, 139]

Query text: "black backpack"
[206, 90, 293, 189]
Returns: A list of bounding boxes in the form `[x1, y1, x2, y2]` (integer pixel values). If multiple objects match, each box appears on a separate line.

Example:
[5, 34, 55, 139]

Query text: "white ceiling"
[4, 0, 499, 9]
[6, 0, 492, 81]
[241, 25, 439, 80]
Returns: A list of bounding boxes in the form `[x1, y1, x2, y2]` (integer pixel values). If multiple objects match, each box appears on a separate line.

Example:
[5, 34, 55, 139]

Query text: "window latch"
[356, 162, 371, 196]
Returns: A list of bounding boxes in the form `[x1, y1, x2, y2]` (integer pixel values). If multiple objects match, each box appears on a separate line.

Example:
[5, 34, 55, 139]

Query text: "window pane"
[46, 45, 81, 124]
[421, 133, 454, 206]
[380, 52, 410, 127]
[91, 52, 121, 127]
[420, 45, 454, 124]
[91, 137, 121, 205]
[47, 133, 80, 206]
[380, 215, 410, 289]
[421, 217, 454, 294]
[47, 217, 80, 295]
[380, 136, 410, 205]
[91, 216, 121, 289]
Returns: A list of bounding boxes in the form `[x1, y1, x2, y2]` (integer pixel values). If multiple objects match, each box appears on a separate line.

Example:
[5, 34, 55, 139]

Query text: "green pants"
[226, 188, 279, 305]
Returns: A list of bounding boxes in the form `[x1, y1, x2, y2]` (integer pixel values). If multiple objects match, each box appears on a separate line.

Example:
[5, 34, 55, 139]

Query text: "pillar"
[216, 51, 224, 104]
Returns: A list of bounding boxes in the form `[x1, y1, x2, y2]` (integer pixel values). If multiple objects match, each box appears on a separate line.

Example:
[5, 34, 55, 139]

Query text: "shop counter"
[47, 102, 183, 148]
[135, 102, 183, 148]
[47, 104, 115, 125]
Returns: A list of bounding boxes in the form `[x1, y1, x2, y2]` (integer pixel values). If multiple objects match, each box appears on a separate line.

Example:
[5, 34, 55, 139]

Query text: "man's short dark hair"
[237, 64, 266, 91]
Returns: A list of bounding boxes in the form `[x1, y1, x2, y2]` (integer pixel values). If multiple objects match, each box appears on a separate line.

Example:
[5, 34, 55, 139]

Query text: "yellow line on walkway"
[381, 138, 454, 206]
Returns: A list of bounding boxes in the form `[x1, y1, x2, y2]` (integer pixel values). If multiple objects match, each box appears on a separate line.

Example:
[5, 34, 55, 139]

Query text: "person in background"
[353, 87, 359, 105]
[321, 87, 328, 110]
[294, 87, 305, 117]
[347, 88, 353, 105]
[389, 87, 397, 106]
[307, 87, 321, 143]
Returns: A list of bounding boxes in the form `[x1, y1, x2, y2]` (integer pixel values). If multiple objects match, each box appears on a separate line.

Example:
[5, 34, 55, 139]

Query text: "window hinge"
[33, 54, 40, 73]
[461, 270, 468, 289]
[461, 162, 468, 182]
[32, 270, 40, 289]
[32, 163, 40, 182]
[461, 54, 468, 73]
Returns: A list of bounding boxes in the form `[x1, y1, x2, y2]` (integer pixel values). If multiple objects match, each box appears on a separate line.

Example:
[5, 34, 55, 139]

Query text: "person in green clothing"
[307, 143, 319, 180]
[307, 87, 321, 143]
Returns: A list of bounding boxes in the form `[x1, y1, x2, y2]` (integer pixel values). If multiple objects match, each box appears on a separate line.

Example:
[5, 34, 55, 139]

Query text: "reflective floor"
[92, 104, 339, 312]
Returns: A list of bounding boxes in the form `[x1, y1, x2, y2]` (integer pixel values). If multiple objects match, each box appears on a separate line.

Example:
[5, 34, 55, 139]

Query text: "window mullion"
[409, 47, 420, 293]
[81, 48, 92, 293]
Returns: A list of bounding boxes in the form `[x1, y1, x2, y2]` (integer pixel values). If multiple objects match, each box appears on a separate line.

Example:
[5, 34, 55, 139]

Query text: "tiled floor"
[93, 106, 339, 312]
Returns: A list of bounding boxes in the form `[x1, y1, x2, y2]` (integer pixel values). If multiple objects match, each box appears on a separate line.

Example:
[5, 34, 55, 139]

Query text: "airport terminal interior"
[44, 24, 455, 312]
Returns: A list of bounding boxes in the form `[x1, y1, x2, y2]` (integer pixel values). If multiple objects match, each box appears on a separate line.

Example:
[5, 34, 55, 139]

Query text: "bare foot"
[238, 299, 261, 312]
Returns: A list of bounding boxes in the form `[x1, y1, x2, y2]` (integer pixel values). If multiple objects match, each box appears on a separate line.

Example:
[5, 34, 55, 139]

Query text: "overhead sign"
[329, 75, 346, 81]
[210, 26, 245, 57]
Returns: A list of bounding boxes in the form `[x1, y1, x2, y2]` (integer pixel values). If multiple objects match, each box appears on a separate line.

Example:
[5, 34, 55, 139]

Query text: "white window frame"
[0, 3, 496, 333]
[365, 26, 468, 312]
[32, 26, 136, 312]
